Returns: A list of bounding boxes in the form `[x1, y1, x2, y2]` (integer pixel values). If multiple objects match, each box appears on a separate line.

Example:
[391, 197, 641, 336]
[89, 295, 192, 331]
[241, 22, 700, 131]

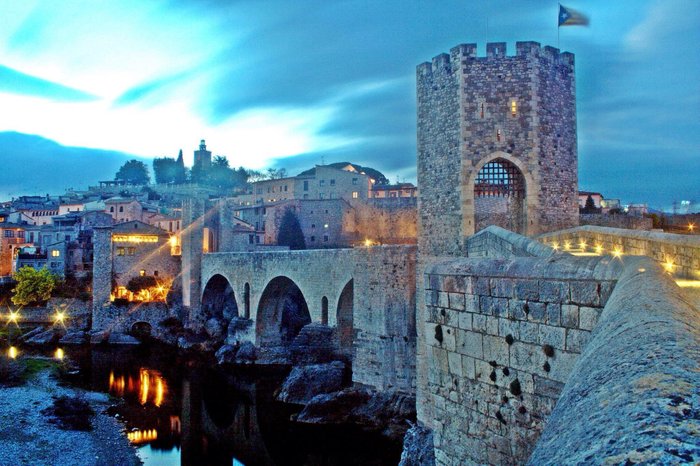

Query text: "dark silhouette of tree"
[115, 160, 150, 185]
[152, 157, 179, 184]
[277, 208, 306, 250]
[581, 194, 600, 214]
[175, 149, 187, 184]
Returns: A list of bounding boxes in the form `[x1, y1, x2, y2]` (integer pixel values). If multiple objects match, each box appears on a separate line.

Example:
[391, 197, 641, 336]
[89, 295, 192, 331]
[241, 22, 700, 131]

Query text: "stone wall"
[539, 225, 700, 279]
[353, 245, 417, 391]
[92, 302, 172, 335]
[424, 255, 620, 464]
[579, 213, 653, 230]
[348, 198, 417, 245]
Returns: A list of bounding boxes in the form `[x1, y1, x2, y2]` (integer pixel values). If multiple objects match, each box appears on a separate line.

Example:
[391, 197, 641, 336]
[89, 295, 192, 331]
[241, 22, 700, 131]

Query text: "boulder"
[89, 330, 109, 344]
[277, 361, 345, 404]
[215, 345, 237, 365]
[107, 333, 140, 345]
[59, 330, 89, 345]
[18, 326, 45, 342]
[399, 424, 435, 466]
[205, 317, 226, 341]
[225, 317, 254, 346]
[24, 328, 64, 345]
[290, 323, 338, 364]
[296, 387, 416, 440]
[235, 341, 257, 363]
[177, 333, 208, 351]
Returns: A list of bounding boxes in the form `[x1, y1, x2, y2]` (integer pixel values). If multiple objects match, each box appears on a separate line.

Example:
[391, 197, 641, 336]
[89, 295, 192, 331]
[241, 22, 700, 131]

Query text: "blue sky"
[0, 0, 698, 210]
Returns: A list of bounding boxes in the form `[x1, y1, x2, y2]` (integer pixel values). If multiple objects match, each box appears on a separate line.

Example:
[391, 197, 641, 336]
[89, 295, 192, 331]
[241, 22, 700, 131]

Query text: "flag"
[559, 4, 589, 27]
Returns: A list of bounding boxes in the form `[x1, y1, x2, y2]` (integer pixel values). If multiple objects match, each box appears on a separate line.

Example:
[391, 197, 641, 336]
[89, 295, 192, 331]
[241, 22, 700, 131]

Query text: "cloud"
[0, 64, 97, 102]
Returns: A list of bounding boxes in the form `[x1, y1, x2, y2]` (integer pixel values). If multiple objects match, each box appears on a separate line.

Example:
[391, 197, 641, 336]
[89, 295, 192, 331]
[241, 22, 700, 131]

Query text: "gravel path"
[0, 369, 141, 466]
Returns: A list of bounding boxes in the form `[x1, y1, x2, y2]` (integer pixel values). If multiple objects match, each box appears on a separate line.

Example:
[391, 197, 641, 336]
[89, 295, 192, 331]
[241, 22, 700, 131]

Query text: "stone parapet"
[539, 225, 700, 279]
[528, 256, 700, 464]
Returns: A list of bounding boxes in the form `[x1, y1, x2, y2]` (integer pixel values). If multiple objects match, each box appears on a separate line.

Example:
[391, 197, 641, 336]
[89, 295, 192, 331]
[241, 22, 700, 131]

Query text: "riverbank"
[0, 364, 141, 466]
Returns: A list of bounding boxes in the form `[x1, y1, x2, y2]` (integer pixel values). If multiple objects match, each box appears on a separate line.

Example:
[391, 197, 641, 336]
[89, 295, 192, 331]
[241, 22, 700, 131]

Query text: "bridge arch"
[202, 274, 239, 321]
[336, 279, 354, 349]
[256, 276, 311, 348]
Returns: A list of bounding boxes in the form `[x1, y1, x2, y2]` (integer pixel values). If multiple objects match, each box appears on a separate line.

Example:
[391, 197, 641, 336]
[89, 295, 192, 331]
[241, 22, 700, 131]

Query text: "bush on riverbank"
[43, 395, 95, 431]
[0, 358, 24, 386]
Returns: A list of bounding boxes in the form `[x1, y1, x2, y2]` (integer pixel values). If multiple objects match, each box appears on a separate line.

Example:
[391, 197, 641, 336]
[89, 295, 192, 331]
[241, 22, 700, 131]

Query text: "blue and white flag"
[559, 4, 590, 27]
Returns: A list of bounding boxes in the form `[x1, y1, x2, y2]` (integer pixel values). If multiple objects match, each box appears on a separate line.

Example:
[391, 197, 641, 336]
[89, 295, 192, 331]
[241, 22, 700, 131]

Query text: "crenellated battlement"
[418, 41, 574, 78]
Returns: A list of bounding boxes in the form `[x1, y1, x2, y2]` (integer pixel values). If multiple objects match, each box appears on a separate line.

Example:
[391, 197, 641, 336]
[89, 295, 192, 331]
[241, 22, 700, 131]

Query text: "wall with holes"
[423, 255, 621, 465]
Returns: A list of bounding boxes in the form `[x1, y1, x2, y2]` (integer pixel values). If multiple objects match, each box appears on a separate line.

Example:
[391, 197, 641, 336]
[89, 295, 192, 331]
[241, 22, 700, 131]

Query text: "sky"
[0, 0, 698, 210]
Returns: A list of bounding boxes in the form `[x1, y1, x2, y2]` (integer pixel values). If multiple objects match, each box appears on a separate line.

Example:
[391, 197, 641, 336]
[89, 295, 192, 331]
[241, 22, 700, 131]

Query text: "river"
[12, 343, 402, 466]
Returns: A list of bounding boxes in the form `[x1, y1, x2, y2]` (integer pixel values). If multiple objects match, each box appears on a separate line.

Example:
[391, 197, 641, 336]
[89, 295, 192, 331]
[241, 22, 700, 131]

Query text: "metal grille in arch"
[474, 158, 526, 234]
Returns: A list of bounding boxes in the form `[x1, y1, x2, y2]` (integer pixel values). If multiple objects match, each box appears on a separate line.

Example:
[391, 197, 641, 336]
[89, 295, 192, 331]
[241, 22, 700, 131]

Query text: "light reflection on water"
[12, 344, 401, 466]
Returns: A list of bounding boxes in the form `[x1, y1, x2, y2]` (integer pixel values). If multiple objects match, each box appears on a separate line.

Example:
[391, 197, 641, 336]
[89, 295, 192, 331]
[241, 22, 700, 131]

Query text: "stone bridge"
[198, 245, 417, 391]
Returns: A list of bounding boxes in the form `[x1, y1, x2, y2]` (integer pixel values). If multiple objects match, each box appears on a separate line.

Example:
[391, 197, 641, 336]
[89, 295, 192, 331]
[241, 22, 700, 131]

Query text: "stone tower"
[193, 139, 212, 171]
[417, 41, 578, 257]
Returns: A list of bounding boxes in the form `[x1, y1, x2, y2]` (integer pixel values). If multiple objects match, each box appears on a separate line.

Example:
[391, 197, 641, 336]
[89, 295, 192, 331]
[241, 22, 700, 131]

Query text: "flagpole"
[557, 3, 560, 49]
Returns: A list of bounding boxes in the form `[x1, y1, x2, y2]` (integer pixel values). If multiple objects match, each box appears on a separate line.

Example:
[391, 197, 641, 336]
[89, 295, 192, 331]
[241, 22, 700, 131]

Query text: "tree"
[174, 149, 187, 184]
[115, 160, 150, 185]
[152, 157, 179, 184]
[581, 195, 600, 214]
[12, 266, 57, 306]
[277, 208, 306, 250]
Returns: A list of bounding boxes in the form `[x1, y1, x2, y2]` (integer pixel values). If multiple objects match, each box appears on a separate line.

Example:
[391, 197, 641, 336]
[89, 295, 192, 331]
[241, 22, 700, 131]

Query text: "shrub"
[126, 275, 158, 294]
[12, 266, 57, 306]
[42, 395, 94, 431]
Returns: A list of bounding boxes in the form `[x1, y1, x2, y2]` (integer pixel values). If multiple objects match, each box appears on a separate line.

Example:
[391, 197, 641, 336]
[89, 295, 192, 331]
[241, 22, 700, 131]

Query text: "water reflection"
[58, 345, 400, 466]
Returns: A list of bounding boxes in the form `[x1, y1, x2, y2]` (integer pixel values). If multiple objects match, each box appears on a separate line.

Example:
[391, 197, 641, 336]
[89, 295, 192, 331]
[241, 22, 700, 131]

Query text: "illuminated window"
[510, 99, 517, 116]
[51, 250, 60, 257]
[117, 247, 125, 256]
[139, 270, 146, 276]
[127, 247, 136, 255]
[352, 191, 359, 199]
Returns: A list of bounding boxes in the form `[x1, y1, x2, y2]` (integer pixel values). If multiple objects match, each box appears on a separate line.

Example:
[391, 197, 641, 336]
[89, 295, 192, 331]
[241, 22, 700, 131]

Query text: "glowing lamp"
[364, 239, 373, 247]
[54, 310, 66, 325]
[563, 241, 571, 251]
[663, 259, 675, 273]
[551, 242, 559, 250]
[594, 244, 603, 255]
[54, 348, 65, 360]
[689, 223, 695, 233]
[7, 310, 20, 325]
[8, 346, 18, 359]
[612, 248, 623, 259]
[578, 240, 587, 250]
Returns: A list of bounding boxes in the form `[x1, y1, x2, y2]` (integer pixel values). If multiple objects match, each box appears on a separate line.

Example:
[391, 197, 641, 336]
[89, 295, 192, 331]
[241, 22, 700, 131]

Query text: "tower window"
[480, 102, 485, 119]
[510, 100, 517, 116]
[496, 129, 502, 142]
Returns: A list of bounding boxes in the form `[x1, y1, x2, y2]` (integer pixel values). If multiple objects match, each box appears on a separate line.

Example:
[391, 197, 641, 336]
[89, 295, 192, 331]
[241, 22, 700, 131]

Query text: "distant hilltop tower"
[417, 41, 579, 256]
[193, 139, 212, 171]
